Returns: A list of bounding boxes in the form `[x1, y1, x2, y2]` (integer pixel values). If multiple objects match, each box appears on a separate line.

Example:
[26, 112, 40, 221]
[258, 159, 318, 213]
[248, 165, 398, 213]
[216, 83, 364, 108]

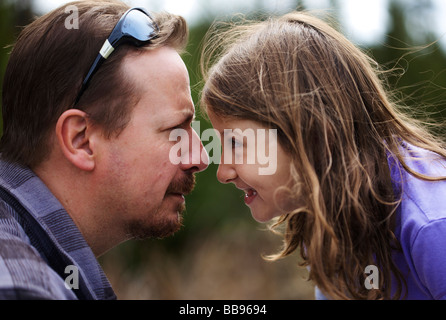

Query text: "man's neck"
[32, 159, 124, 257]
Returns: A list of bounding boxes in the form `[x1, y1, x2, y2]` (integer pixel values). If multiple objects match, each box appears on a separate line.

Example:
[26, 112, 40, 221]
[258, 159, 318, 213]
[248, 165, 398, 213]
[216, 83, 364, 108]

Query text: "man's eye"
[168, 123, 187, 131]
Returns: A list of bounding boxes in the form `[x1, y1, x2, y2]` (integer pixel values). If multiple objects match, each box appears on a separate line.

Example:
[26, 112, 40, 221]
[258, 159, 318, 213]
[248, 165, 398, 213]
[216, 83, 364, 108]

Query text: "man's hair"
[1, 0, 188, 167]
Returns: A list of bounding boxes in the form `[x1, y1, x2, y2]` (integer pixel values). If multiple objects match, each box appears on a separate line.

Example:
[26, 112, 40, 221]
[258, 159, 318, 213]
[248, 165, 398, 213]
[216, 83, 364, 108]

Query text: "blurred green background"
[1, 0, 446, 299]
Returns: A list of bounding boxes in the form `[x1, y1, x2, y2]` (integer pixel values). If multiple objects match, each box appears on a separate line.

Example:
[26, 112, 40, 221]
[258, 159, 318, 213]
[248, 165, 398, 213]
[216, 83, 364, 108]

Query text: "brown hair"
[200, 12, 446, 299]
[1, 0, 188, 167]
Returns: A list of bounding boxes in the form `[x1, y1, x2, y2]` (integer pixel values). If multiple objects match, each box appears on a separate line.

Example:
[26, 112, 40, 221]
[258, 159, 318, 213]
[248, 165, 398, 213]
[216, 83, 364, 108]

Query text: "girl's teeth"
[244, 189, 258, 205]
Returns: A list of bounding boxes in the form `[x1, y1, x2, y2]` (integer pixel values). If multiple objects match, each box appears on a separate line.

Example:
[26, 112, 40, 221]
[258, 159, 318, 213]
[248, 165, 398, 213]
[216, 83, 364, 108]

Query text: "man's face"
[94, 47, 208, 240]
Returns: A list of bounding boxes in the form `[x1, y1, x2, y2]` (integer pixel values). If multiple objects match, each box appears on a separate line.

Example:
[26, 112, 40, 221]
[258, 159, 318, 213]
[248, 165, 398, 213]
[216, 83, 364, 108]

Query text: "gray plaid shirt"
[0, 158, 116, 300]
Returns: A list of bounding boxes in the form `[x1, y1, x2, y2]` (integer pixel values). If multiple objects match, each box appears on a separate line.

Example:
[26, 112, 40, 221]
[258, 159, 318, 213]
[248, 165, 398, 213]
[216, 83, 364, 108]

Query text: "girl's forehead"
[209, 115, 267, 131]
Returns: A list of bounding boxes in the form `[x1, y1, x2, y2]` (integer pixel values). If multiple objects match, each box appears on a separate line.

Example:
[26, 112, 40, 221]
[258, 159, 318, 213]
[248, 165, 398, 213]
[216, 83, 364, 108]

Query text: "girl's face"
[208, 111, 295, 222]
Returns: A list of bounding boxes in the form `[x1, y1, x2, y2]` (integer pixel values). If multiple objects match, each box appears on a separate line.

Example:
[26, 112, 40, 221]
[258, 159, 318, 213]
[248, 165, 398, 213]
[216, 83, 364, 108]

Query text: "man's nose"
[180, 127, 209, 173]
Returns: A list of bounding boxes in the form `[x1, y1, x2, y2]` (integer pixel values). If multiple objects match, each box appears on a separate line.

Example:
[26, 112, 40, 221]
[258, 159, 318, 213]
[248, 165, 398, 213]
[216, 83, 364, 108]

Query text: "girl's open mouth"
[244, 189, 258, 205]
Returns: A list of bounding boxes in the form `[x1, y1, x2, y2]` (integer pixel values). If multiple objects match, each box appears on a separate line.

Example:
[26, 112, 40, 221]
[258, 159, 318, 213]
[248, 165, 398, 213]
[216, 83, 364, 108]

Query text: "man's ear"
[56, 109, 96, 171]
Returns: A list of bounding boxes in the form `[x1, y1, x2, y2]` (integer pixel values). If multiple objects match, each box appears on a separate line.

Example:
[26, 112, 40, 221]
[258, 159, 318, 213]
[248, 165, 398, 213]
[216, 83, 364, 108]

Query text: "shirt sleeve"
[411, 219, 446, 300]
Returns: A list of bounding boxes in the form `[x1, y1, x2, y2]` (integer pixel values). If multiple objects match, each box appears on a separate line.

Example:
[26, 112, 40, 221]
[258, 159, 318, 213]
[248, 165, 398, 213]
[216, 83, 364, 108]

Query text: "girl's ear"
[55, 109, 95, 171]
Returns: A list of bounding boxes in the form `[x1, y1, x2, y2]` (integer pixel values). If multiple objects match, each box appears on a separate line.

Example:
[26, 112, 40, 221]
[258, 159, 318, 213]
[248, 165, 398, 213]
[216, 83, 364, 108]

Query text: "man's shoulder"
[0, 201, 76, 299]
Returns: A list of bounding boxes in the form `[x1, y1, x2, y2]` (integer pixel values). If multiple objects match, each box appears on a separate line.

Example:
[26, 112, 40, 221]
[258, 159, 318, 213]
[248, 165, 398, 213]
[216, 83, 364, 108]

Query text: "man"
[0, 0, 208, 299]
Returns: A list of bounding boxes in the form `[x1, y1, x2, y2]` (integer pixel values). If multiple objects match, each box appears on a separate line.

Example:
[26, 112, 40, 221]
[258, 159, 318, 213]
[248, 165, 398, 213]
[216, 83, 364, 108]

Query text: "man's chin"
[127, 203, 185, 240]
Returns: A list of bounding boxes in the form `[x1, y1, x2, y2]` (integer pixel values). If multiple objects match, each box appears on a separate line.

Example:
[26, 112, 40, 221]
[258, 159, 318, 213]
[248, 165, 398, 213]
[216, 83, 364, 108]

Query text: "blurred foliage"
[369, 0, 446, 138]
[0, 0, 446, 299]
[0, 0, 33, 134]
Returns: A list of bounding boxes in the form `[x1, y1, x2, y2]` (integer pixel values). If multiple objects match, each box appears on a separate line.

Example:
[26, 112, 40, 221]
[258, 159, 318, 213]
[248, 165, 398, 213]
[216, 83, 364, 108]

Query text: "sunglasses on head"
[74, 7, 159, 106]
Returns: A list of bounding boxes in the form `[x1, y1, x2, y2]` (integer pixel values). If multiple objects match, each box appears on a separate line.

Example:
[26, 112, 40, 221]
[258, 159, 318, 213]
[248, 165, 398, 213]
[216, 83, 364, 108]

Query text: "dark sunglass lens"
[75, 8, 159, 105]
[122, 9, 157, 42]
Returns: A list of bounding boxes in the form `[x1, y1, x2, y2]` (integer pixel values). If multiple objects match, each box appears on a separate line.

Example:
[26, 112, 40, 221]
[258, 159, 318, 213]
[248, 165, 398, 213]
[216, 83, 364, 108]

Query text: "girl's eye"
[231, 137, 242, 148]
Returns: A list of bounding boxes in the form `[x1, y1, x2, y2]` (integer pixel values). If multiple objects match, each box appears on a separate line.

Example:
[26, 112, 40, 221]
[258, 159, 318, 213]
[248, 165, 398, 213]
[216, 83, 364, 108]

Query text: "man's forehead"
[120, 47, 189, 97]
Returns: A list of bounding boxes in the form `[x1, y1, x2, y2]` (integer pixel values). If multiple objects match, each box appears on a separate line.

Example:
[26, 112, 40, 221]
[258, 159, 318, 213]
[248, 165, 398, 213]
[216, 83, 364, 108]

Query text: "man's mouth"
[166, 192, 186, 204]
[165, 174, 195, 200]
[167, 192, 185, 197]
[244, 188, 258, 205]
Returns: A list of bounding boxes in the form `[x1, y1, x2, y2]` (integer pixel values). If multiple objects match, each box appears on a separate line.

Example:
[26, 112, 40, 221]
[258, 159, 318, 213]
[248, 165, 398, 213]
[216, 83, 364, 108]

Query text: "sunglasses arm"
[74, 39, 116, 106]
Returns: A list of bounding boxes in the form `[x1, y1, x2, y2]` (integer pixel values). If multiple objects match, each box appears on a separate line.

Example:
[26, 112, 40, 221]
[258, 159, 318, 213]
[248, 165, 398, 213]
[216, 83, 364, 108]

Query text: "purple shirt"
[389, 142, 446, 299]
[316, 143, 446, 300]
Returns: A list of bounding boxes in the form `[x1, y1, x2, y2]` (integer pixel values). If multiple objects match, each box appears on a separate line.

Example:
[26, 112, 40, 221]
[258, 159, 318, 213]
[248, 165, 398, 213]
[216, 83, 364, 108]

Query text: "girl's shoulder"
[390, 141, 446, 240]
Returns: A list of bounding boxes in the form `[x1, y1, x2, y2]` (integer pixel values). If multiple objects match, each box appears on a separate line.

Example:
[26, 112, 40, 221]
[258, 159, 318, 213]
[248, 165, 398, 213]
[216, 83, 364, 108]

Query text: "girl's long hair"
[200, 11, 446, 299]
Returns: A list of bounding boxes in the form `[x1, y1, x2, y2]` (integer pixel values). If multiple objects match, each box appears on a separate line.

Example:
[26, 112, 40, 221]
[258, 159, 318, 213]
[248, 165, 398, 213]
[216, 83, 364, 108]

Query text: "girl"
[200, 12, 446, 300]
